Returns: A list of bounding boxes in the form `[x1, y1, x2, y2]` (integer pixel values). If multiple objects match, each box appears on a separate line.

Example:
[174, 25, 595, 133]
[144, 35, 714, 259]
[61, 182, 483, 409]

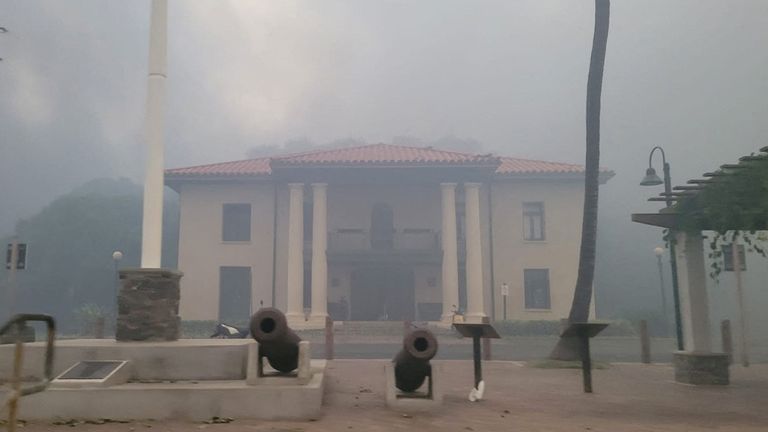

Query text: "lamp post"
[112, 250, 123, 315]
[640, 146, 683, 350]
[654, 246, 669, 336]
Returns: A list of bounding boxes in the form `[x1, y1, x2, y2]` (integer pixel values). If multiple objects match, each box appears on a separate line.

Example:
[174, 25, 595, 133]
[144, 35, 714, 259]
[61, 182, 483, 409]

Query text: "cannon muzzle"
[393, 329, 438, 392]
[250, 308, 301, 373]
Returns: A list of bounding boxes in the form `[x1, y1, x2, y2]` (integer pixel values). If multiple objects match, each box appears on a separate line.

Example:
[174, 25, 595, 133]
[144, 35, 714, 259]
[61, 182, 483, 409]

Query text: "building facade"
[166, 144, 613, 327]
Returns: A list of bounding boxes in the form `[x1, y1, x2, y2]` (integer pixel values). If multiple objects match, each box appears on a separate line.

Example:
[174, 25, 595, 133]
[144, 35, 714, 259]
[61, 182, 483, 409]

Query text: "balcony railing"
[327, 229, 440, 253]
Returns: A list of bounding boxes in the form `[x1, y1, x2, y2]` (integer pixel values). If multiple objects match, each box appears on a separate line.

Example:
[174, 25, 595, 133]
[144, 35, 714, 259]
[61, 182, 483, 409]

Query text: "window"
[524, 269, 550, 309]
[222, 203, 251, 241]
[219, 266, 252, 322]
[523, 202, 545, 241]
[722, 244, 747, 272]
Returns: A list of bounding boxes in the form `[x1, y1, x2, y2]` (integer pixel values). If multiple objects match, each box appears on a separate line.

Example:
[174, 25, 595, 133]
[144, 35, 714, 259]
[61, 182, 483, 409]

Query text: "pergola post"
[672, 231, 729, 385]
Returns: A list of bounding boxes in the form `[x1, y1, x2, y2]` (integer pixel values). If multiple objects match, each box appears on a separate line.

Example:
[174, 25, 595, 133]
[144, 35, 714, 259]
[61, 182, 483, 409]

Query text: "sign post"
[453, 322, 501, 402]
[501, 283, 509, 321]
[5, 239, 26, 318]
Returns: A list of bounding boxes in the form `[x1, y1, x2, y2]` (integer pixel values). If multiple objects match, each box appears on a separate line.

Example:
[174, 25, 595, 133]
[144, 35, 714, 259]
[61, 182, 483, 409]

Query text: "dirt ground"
[9, 360, 768, 432]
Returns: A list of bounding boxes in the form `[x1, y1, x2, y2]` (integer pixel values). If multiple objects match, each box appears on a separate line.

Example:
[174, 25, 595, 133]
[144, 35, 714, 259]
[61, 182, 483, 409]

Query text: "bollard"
[721, 319, 733, 365]
[325, 316, 334, 360]
[639, 320, 651, 364]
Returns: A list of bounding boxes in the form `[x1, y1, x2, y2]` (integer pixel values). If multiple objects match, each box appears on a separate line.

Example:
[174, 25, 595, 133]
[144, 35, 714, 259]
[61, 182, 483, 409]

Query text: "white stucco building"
[166, 143, 613, 327]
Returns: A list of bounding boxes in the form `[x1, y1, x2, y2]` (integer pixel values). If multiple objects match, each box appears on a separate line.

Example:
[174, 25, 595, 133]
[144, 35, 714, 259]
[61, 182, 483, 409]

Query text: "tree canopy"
[1, 178, 178, 332]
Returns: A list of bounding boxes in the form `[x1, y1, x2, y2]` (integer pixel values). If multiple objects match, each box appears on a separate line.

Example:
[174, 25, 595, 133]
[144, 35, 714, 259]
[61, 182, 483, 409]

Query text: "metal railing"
[1, 314, 56, 432]
[327, 229, 440, 252]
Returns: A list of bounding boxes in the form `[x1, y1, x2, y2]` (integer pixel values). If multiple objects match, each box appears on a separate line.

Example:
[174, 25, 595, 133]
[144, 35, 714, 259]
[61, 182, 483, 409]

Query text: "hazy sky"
[1, 1, 767, 313]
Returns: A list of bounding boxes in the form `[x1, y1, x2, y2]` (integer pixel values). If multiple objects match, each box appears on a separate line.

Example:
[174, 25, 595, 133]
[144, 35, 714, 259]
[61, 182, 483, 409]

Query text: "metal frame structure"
[1, 314, 56, 432]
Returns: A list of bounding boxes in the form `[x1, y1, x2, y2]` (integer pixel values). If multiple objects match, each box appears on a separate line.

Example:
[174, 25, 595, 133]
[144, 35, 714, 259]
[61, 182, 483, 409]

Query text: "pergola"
[631, 146, 768, 384]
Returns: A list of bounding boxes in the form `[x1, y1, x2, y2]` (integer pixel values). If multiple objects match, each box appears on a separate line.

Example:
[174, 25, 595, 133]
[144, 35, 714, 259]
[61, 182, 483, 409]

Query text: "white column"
[674, 232, 712, 352]
[310, 183, 328, 321]
[464, 182, 486, 322]
[286, 183, 305, 321]
[440, 183, 460, 322]
[140, 0, 167, 268]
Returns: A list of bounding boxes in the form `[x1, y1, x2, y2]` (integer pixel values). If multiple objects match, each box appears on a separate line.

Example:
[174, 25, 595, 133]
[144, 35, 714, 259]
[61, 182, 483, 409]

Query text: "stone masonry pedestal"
[116, 268, 182, 341]
[673, 351, 729, 385]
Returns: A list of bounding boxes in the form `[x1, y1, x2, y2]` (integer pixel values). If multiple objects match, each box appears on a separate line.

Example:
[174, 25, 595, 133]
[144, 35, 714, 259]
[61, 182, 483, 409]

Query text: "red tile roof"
[496, 157, 589, 175]
[165, 157, 271, 177]
[271, 143, 499, 166]
[165, 143, 609, 178]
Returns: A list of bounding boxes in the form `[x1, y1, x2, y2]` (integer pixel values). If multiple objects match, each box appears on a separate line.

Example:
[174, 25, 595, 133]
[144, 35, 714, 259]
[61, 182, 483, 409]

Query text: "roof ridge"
[271, 142, 390, 161]
[271, 142, 495, 161]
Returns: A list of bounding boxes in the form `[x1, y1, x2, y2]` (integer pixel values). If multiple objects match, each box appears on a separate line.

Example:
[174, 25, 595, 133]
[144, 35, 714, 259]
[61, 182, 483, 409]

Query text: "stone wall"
[116, 268, 182, 341]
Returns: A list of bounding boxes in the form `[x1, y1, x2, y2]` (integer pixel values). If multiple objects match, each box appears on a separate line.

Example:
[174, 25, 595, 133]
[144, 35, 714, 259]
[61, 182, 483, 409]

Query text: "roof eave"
[493, 170, 614, 184]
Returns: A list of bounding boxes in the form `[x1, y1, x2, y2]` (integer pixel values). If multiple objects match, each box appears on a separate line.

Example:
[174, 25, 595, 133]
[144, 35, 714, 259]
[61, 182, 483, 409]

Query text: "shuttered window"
[524, 269, 550, 310]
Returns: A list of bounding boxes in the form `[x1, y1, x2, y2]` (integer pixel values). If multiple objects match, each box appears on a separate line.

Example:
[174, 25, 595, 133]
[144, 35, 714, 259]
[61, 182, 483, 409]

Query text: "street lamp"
[640, 146, 684, 350]
[112, 251, 123, 315]
[654, 247, 669, 336]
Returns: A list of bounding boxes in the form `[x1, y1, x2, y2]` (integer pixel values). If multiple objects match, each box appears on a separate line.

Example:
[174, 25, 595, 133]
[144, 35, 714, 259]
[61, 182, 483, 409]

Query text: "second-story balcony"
[303, 229, 468, 265]
[329, 228, 439, 252]
[305, 229, 441, 264]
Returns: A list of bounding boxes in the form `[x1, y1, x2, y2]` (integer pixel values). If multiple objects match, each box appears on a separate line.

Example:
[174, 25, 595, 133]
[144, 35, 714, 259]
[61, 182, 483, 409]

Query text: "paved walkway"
[13, 361, 768, 431]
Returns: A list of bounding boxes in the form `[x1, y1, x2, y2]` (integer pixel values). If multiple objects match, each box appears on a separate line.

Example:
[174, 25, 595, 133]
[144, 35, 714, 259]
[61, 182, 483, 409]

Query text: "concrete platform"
[4, 361, 326, 421]
[0, 339, 325, 420]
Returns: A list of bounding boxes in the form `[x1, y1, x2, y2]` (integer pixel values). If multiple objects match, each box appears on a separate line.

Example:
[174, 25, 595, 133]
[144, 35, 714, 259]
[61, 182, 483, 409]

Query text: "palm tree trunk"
[550, 0, 610, 360]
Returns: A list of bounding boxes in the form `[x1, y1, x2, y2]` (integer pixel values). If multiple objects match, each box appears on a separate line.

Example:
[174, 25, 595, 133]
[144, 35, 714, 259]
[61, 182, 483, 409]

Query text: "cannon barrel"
[249, 308, 301, 373]
[393, 329, 438, 392]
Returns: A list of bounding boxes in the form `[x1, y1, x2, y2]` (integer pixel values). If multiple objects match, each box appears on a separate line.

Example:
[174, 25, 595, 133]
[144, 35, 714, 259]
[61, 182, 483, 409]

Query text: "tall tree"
[551, 0, 610, 360]
[0, 178, 179, 332]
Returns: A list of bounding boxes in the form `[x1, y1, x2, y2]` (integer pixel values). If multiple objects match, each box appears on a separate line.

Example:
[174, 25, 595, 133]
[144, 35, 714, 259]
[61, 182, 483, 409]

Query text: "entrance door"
[350, 267, 415, 320]
[219, 266, 252, 323]
[370, 203, 394, 250]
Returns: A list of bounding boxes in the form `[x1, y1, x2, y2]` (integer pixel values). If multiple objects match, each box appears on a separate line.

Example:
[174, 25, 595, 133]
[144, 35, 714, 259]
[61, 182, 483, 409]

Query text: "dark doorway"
[219, 266, 252, 323]
[370, 203, 394, 250]
[350, 267, 415, 320]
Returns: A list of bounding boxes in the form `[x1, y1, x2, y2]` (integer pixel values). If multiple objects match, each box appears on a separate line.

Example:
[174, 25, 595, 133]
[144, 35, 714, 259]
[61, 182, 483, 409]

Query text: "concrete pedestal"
[246, 341, 312, 385]
[385, 362, 443, 412]
[116, 268, 182, 342]
[673, 351, 729, 385]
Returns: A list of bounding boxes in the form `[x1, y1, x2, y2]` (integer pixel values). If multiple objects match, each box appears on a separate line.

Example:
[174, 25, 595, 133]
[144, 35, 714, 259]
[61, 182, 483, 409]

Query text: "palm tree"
[550, 0, 610, 360]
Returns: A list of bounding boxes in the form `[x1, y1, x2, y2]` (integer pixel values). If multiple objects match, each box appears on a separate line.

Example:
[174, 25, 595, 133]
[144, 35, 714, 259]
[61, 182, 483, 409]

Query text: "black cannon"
[249, 307, 301, 373]
[393, 328, 439, 392]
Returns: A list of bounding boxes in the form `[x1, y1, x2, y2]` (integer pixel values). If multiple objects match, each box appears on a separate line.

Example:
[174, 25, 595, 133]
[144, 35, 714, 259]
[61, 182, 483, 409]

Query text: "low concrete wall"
[0, 339, 250, 382]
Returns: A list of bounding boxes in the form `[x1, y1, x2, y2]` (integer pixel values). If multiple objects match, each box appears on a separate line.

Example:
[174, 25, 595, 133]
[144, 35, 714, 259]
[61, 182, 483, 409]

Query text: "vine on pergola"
[667, 154, 768, 280]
